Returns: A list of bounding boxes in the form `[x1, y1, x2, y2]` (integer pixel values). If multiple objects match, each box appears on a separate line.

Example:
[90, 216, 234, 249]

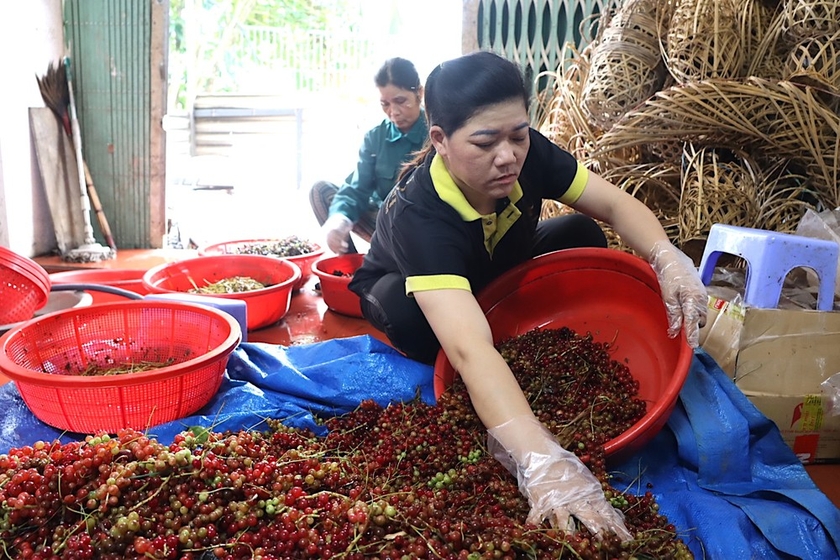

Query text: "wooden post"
[462, 0, 480, 54]
[150, 0, 167, 248]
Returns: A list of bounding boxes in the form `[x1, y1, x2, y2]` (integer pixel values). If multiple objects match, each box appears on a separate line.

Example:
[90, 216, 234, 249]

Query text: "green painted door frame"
[462, 0, 615, 120]
[63, 0, 167, 249]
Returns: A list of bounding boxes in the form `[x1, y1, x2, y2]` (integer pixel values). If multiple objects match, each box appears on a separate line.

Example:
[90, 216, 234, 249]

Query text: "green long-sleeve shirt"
[328, 110, 428, 223]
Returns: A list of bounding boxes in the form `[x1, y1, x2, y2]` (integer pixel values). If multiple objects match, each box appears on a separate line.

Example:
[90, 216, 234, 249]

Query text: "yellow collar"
[431, 154, 523, 255]
[431, 154, 522, 221]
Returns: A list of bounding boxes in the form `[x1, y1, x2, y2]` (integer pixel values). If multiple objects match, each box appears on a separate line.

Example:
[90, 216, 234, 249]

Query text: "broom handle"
[82, 161, 117, 250]
[64, 56, 97, 245]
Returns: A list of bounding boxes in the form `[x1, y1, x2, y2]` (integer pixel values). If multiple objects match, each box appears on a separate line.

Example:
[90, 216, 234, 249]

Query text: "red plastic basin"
[198, 238, 324, 291]
[311, 253, 365, 318]
[142, 254, 301, 331]
[433, 248, 693, 463]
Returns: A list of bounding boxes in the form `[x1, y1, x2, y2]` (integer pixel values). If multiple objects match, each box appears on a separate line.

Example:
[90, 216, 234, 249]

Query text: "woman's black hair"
[398, 51, 530, 180]
[424, 50, 530, 135]
[374, 57, 421, 91]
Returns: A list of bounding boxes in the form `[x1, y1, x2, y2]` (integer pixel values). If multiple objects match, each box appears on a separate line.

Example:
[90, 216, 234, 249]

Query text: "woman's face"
[431, 99, 530, 210]
[379, 84, 423, 133]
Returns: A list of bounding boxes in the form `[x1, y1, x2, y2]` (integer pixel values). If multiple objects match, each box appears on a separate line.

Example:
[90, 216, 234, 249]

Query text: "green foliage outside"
[168, 0, 363, 111]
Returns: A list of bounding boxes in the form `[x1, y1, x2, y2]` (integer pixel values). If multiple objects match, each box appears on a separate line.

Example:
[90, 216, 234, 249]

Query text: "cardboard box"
[700, 296, 840, 463]
[742, 392, 840, 464]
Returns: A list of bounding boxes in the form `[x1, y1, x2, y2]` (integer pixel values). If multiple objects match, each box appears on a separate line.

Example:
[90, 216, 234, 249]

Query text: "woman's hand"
[322, 213, 354, 254]
[648, 240, 708, 347]
[488, 415, 633, 541]
[417, 290, 630, 540]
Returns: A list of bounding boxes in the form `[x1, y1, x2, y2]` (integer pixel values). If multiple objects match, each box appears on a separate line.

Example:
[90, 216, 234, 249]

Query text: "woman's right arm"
[414, 288, 632, 540]
[415, 287, 532, 425]
[322, 129, 382, 253]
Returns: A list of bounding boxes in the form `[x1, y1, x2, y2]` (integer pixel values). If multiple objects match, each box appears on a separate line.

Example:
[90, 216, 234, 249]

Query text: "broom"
[36, 59, 117, 257]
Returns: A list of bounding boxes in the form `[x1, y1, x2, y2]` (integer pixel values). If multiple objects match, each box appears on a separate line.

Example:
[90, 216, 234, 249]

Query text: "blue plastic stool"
[144, 293, 248, 342]
[699, 224, 839, 311]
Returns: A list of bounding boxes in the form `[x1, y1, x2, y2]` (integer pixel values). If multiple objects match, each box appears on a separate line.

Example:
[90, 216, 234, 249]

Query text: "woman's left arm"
[570, 173, 708, 347]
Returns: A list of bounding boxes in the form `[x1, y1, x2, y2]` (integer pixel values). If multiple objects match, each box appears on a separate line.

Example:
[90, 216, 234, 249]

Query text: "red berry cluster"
[0, 327, 693, 559]
[497, 326, 647, 448]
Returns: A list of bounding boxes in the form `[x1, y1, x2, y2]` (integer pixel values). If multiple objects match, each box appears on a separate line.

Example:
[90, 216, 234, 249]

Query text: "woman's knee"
[534, 213, 607, 255]
[360, 277, 440, 364]
[309, 181, 338, 226]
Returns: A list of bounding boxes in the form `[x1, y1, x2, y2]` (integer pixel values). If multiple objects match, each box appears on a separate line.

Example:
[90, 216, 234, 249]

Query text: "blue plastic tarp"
[0, 336, 838, 559]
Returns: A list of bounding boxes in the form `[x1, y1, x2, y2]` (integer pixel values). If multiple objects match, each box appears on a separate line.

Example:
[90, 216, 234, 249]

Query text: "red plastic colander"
[0, 300, 242, 433]
[0, 247, 51, 324]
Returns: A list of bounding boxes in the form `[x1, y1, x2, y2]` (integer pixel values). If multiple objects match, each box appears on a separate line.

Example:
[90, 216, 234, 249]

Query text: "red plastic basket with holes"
[198, 238, 324, 291]
[0, 300, 241, 433]
[0, 247, 51, 324]
[142, 254, 301, 330]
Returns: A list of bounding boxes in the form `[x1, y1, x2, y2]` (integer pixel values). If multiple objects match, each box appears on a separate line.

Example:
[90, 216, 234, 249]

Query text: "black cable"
[49, 283, 144, 300]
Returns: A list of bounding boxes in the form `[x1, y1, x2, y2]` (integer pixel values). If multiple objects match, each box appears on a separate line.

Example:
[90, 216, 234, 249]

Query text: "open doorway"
[163, 0, 462, 250]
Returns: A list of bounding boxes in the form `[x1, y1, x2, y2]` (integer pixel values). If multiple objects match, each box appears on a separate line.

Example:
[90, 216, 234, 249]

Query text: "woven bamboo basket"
[534, 0, 840, 254]
[665, 0, 744, 83]
[744, 2, 791, 79]
[782, 0, 840, 44]
[786, 31, 840, 111]
[738, 0, 778, 69]
[754, 159, 826, 233]
[678, 145, 761, 254]
[602, 162, 682, 244]
[540, 46, 604, 161]
[581, 0, 666, 129]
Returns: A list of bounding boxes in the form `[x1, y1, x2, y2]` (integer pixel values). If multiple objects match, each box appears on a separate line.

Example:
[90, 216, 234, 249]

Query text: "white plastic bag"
[821, 372, 840, 416]
[794, 208, 840, 305]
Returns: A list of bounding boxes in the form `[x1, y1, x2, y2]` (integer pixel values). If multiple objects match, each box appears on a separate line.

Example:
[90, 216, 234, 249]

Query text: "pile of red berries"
[0, 327, 693, 559]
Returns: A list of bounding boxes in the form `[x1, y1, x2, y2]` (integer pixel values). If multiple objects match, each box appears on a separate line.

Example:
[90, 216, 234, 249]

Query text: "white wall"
[0, 1, 64, 256]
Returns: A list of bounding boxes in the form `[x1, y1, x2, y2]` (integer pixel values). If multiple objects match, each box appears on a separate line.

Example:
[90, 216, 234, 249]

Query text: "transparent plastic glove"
[648, 240, 708, 348]
[488, 415, 633, 541]
[322, 213, 353, 254]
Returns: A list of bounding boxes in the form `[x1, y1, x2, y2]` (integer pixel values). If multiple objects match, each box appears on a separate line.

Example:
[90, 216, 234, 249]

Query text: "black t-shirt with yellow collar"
[348, 127, 588, 299]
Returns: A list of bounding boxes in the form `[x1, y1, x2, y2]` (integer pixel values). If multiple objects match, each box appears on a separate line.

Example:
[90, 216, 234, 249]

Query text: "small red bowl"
[198, 238, 324, 291]
[311, 254, 365, 318]
[433, 248, 693, 463]
[142, 254, 300, 330]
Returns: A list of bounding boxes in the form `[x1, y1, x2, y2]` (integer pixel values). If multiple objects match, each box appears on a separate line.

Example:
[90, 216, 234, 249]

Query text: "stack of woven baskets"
[538, 0, 840, 259]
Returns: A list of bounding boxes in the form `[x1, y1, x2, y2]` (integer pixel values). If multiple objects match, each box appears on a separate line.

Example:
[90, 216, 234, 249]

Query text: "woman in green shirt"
[309, 57, 428, 254]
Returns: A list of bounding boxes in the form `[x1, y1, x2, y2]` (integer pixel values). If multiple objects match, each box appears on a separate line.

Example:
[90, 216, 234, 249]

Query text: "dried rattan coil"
[678, 145, 761, 250]
[665, 0, 745, 83]
[594, 78, 840, 206]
